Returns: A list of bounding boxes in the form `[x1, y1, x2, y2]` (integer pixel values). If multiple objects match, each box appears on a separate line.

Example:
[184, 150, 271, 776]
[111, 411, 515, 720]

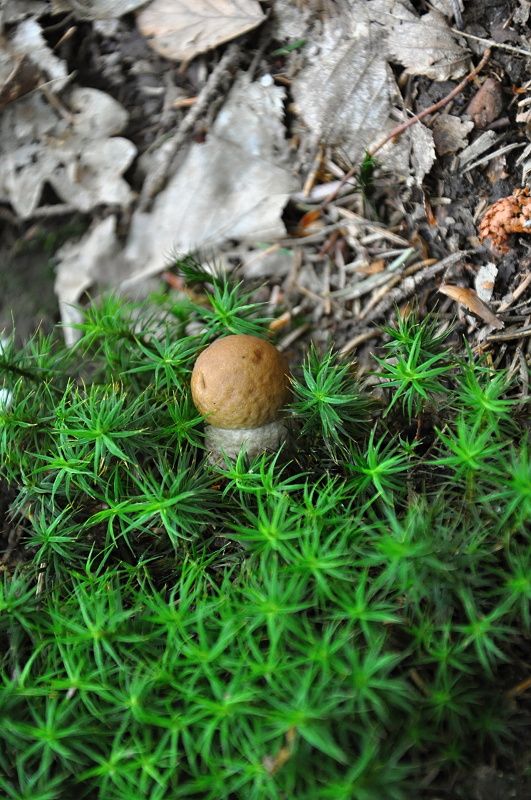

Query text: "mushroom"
[191, 334, 291, 463]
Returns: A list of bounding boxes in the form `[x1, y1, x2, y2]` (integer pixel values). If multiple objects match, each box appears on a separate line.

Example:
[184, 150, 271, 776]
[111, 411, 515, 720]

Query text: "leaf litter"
[0, 0, 529, 392]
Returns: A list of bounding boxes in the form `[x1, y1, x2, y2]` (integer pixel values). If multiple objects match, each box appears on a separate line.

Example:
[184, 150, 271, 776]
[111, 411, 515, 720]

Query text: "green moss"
[0, 263, 529, 798]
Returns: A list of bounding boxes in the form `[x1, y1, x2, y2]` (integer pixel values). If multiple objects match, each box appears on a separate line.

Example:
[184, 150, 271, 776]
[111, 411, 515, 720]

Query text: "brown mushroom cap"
[191, 335, 290, 429]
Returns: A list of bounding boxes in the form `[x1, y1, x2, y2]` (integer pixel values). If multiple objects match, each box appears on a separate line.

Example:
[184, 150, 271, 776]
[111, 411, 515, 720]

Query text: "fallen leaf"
[0, 87, 136, 217]
[52, 0, 149, 18]
[137, 0, 266, 62]
[387, 9, 470, 80]
[0, 17, 69, 111]
[410, 121, 436, 183]
[439, 284, 504, 329]
[55, 216, 120, 345]
[291, 8, 435, 185]
[466, 77, 504, 129]
[121, 76, 297, 286]
[514, 0, 531, 25]
[432, 114, 474, 155]
[430, 0, 464, 19]
[292, 20, 397, 165]
[475, 263, 498, 302]
[0, 54, 41, 111]
[10, 18, 70, 92]
[1, 1, 48, 22]
[271, 0, 312, 40]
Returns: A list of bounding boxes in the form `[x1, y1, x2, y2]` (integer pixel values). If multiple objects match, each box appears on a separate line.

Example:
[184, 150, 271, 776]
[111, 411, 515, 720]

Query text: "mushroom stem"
[205, 419, 289, 464]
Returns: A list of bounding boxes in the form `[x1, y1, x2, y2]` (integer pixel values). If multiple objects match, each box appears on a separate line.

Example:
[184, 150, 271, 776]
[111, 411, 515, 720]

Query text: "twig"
[362, 252, 470, 324]
[302, 145, 324, 198]
[452, 29, 531, 58]
[498, 272, 531, 313]
[138, 43, 241, 210]
[518, 348, 529, 406]
[486, 326, 531, 342]
[277, 323, 312, 352]
[358, 258, 438, 320]
[322, 50, 491, 206]
[29, 203, 78, 219]
[506, 675, 531, 699]
[339, 327, 382, 357]
[369, 49, 491, 158]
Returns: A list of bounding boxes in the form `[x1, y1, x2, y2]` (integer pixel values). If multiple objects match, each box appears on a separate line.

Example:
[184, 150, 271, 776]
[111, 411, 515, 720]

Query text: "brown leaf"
[137, 0, 266, 62]
[0, 54, 40, 111]
[465, 77, 503, 129]
[439, 284, 504, 329]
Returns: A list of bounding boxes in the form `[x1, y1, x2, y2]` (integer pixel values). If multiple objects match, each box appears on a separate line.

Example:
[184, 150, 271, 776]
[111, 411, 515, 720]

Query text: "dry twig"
[139, 44, 241, 210]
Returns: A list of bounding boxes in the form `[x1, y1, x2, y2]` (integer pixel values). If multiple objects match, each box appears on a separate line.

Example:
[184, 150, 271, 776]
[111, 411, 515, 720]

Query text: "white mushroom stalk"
[191, 334, 290, 464]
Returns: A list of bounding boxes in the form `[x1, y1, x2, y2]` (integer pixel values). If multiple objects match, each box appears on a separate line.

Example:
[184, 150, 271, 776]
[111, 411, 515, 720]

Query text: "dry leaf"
[475, 263, 498, 303]
[430, 0, 464, 19]
[439, 284, 504, 329]
[387, 9, 470, 80]
[465, 77, 503, 129]
[1, 1, 49, 22]
[432, 114, 474, 156]
[292, 7, 435, 184]
[292, 21, 396, 164]
[121, 76, 297, 286]
[137, 0, 266, 62]
[0, 87, 136, 217]
[0, 17, 69, 111]
[271, 0, 312, 39]
[51, 0, 149, 18]
[0, 53, 41, 111]
[10, 18, 69, 91]
[55, 216, 120, 345]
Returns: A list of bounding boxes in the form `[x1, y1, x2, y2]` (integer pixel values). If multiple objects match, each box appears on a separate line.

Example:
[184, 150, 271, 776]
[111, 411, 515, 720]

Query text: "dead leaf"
[271, 0, 312, 40]
[514, 0, 531, 26]
[430, 0, 464, 20]
[370, 115, 436, 186]
[0, 53, 41, 111]
[387, 9, 470, 80]
[55, 216, 120, 346]
[291, 8, 435, 185]
[137, 0, 266, 62]
[465, 77, 503, 129]
[475, 263, 498, 302]
[410, 121, 436, 183]
[52, 0, 149, 18]
[439, 284, 504, 329]
[292, 22, 396, 165]
[0, 17, 69, 111]
[1, 1, 49, 22]
[432, 114, 474, 155]
[121, 76, 297, 286]
[0, 87, 136, 217]
[11, 18, 69, 91]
